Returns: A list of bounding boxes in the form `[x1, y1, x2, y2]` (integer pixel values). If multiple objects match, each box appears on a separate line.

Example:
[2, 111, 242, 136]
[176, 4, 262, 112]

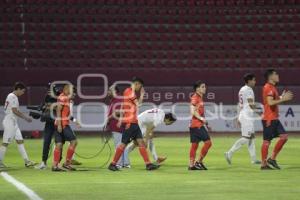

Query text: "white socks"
[228, 137, 249, 157]
[148, 139, 158, 161]
[17, 144, 29, 163]
[0, 146, 7, 163]
[247, 138, 257, 162]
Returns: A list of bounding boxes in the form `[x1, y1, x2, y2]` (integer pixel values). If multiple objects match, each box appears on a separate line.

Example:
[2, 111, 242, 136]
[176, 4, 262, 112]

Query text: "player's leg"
[267, 120, 288, 169]
[196, 127, 212, 170]
[189, 128, 201, 170]
[15, 128, 36, 167]
[261, 120, 274, 170]
[108, 125, 132, 171]
[52, 129, 65, 171]
[0, 143, 9, 168]
[225, 137, 248, 165]
[37, 122, 54, 169]
[247, 136, 260, 164]
[123, 140, 138, 168]
[0, 118, 15, 167]
[62, 126, 77, 170]
[112, 131, 126, 168]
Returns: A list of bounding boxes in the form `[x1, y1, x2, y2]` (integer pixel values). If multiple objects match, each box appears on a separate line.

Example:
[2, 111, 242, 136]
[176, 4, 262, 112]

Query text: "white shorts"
[239, 115, 255, 138]
[2, 116, 23, 144]
[138, 123, 147, 137]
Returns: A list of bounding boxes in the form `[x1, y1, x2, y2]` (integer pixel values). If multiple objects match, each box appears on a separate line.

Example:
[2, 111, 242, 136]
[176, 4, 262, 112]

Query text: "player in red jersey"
[188, 81, 212, 170]
[108, 77, 159, 171]
[261, 69, 293, 170]
[52, 84, 78, 171]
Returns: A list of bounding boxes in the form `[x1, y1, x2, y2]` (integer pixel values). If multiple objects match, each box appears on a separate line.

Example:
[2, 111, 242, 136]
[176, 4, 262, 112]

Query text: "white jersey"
[138, 108, 165, 131]
[238, 85, 255, 121]
[4, 93, 19, 120]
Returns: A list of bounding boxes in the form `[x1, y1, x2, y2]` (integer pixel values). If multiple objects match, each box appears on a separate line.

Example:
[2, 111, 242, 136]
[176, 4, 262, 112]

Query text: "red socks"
[66, 146, 75, 165]
[261, 140, 270, 166]
[112, 145, 125, 165]
[271, 134, 288, 160]
[138, 146, 151, 165]
[53, 147, 61, 167]
[189, 143, 199, 166]
[199, 140, 212, 162]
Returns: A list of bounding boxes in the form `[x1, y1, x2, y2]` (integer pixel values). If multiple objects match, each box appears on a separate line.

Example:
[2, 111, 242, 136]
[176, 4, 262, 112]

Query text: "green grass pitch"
[1, 135, 300, 200]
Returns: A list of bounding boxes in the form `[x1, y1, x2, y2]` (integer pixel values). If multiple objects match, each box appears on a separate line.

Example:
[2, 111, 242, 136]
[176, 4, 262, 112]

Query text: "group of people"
[0, 68, 293, 171]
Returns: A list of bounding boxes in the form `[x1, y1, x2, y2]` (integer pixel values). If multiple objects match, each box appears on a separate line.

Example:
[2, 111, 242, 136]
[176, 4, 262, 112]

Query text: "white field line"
[0, 172, 43, 200]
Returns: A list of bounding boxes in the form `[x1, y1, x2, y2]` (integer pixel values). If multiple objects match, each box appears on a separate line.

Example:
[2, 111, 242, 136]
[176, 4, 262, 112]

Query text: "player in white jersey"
[124, 108, 176, 166]
[0, 82, 36, 168]
[225, 74, 261, 165]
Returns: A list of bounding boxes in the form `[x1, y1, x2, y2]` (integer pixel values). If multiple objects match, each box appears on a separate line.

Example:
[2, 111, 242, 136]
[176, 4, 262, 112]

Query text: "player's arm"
[190, 105, 205, 123]
[12, 107, 32, 122]
[56, 103, 63, 133]
[266, 90, 293, 106]
[135, 87, 145, 106]
[247, 98, 262, 115]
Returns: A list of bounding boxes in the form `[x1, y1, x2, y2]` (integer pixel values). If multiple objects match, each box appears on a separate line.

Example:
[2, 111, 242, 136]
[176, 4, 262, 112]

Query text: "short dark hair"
[264, 69, 276, 81]
[244, 73, 256, 84]
[14, 82, 26, 90]
[132, 77, 144, 86]
[193, 80, 205, 91]
[164, 113, 177, 122]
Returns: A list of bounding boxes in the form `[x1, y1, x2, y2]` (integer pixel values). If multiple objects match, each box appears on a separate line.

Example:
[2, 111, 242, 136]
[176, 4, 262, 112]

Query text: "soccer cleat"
[261, 165, 274, 170]
[267, 158, 281, 169]
[25, 160, 37, 168]
[156, 157, 167, 164]
[35, 162, 47, 170]
[108, 163, 120, 171]
[195, 161, 207, 170]
[70, 159, 82, 165]
[146, 163, 160, 171]
[123, 164, 131, 169]
[224, 152, 232, 165]
[251, 160, 262, 165]
[62, 163, 76, 171]
[52, 166, 67, 172]
[188, 166, 202, 170]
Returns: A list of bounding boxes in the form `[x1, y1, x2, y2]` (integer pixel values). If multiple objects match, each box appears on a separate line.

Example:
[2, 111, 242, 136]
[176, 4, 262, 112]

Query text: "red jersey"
[190, 93, 205, 128]
[262, 83, 279, 121]
[122, 87, 138, 127]
[107, 97, 122, 133]
[55, 93, 71, 128]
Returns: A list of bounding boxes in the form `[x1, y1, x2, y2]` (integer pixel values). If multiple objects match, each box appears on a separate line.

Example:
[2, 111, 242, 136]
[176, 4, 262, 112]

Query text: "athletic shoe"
[25, 160, 37, 168]
[123, 164, 131, 169]
[261, 165, 274, 170]
[156, 157, 167, 164]
[251, 160, 262, 165]
[188, 166, 202, 170]
[71, 159, 82, 165]
[224, 152, 232, 165]
[146, 163, 160, 171]
[35, 162, 47, 170]
[52, 166, 66, 172]
[62, 163, 76, 171]
[267, 158, 281, 169]
[108, 163, 120, 171]
[195, 161, 207, 170]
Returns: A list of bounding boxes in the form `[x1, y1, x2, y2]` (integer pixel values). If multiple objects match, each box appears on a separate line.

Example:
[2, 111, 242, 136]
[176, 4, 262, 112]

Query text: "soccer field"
[0, 135, 300, 200]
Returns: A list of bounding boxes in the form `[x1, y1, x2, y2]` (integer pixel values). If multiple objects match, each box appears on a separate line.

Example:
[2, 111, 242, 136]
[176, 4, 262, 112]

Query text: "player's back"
[138, 108, 165, 128]
[122, 87, 138, 124]
[238, 85, 254, 114]
[4, 92, 19, 120]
